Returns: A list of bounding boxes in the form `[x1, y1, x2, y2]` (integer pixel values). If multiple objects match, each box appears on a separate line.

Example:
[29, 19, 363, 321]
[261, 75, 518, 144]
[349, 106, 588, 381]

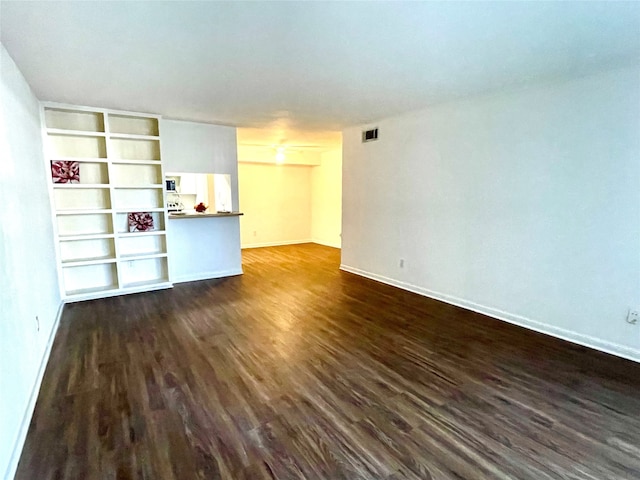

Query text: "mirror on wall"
[165, 173, 232, 213]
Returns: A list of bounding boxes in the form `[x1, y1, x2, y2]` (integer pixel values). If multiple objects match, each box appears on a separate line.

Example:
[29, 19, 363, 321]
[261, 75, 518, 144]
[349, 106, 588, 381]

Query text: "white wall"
[162, 119, 242, 282]
[238, 163, 313, 248]
[162, 119, 239, 209]
[0, 45, 62, 479]
[311, 148, 342, 248]
[342, 66, 640, 361]
[168, 216, 243, 282]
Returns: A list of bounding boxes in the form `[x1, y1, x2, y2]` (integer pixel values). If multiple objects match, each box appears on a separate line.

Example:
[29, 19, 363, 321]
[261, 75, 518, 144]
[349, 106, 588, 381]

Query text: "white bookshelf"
[42, 104, 172, 301]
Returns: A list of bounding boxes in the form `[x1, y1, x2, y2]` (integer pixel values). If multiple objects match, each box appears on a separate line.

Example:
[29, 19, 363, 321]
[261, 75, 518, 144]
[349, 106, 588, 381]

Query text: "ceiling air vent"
[362, 128, 379, 143]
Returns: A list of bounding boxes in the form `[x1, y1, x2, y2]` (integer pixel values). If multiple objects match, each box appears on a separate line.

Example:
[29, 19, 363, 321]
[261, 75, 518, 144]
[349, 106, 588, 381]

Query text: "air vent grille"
[362, 128, 379, 143]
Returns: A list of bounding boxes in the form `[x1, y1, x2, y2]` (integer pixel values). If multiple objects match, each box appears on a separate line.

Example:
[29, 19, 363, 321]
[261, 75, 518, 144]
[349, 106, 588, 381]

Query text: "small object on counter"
[194, 202, 208, 213]
[217, 210, 231, 214]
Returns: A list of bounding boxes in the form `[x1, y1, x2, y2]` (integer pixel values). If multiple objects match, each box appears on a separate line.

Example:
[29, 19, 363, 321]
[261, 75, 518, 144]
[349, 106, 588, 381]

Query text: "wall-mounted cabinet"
[43, 104, 172, 301]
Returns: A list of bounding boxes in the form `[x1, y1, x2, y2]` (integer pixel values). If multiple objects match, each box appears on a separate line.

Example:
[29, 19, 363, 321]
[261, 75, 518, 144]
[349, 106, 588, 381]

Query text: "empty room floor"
[16, 244, 640, 479]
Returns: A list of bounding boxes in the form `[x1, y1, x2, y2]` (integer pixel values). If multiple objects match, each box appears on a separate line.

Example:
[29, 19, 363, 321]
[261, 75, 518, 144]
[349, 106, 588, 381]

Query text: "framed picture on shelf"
[128, 212, 154, 232]
[51, 160, 80, 183]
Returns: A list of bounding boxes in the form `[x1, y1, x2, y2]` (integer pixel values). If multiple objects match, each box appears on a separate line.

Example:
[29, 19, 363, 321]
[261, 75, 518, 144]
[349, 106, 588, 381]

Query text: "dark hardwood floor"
[16, 244, 640, 479]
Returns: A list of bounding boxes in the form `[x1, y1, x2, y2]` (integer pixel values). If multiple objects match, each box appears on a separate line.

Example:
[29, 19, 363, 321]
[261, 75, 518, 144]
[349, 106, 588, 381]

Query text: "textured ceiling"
[2, 1, 639, 147]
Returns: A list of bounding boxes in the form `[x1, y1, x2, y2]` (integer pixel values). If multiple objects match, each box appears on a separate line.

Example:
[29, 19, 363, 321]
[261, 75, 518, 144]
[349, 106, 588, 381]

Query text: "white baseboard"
[340, 264, 640, 364]
[5, 301, 65, 480]
[311, 238, 341, 249]
[242, 239, 313, 249]
[172, 268, 243, 284]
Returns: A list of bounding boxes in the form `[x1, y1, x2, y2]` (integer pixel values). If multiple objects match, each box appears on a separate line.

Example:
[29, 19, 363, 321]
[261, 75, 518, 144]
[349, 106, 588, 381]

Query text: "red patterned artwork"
[51, 160, 80, 183]
[128, 212, 154, 232]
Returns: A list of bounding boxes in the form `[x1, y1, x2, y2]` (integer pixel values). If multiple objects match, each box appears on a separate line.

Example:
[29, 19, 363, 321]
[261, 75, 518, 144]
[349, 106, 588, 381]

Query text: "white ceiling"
[1, 1, 639, 148]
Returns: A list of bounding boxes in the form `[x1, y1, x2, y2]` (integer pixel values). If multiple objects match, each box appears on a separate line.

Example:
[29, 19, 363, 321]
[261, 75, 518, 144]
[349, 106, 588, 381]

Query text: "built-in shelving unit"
[42, 103, 171, 302]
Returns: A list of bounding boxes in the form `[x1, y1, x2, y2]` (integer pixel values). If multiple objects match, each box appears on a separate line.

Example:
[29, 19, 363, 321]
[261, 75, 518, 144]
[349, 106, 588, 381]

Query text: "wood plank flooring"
[15, 243, 640, 479]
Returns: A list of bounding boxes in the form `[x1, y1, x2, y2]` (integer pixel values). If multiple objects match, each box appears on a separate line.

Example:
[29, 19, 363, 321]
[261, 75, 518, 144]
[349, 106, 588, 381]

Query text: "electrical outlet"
[253, 230, 257, 237]
[627, 310, 639, 325]
[399, 259, 405, 268]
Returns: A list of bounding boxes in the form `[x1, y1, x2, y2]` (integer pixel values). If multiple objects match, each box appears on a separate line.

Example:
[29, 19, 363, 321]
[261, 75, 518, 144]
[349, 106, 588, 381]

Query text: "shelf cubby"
[49, 134, 107, 158]
[111, 163, 162, 186]
[54, 187, 111, 211]
[57, 213, 113, 237]
[112, 188, 164, 210]
[108, 114, 159, 136]
[62, 263, 119, 296]
[119, 234, 166, 258]
[120, 257, 168, 288]
[44, 108, 105, 132]
[59, 237, 116, 264]
[111, 138, 160, 161]
[115, 211, 165, 234]
[50, 160, 109, 185]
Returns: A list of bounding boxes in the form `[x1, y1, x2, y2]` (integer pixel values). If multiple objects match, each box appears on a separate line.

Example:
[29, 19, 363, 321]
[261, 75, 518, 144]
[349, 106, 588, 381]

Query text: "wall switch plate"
[626, 310, 639, 324]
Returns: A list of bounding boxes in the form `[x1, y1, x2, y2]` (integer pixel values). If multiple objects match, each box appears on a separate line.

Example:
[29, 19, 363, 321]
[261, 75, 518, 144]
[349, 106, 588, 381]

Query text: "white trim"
[311, 238, 341, 249]
[5, 301, 65, 480]
[172, 268, 243, 284]
[340, 264, 640, 364]
[241, 239, 313, 249]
